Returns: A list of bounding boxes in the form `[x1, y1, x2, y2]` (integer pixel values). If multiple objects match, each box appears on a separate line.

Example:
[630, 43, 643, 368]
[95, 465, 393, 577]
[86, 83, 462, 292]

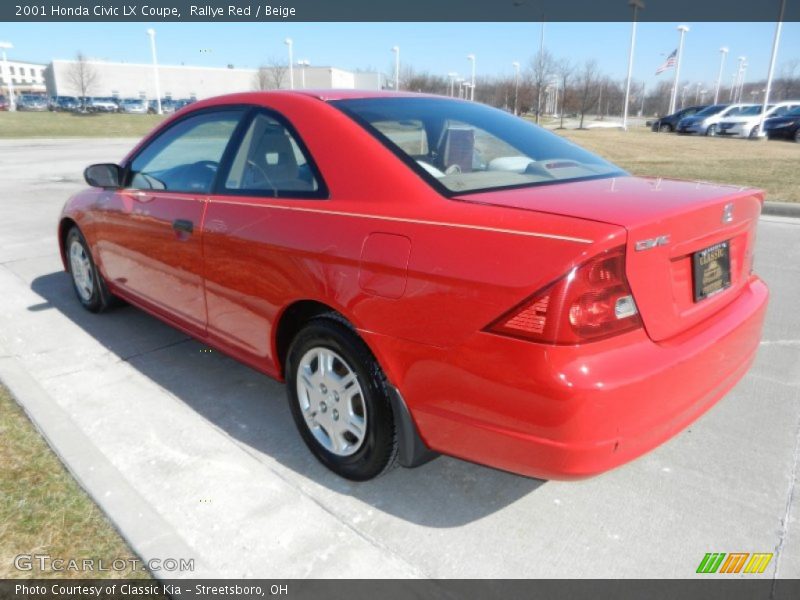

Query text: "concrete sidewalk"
[0, 139, 798, 579]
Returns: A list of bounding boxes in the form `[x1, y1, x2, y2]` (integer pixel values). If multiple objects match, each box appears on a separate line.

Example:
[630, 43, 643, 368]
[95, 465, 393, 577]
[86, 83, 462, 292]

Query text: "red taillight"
[488, 246, 642, 344]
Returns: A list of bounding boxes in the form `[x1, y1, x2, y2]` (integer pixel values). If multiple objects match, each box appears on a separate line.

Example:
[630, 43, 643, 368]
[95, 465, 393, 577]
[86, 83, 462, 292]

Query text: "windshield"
[695, 104, 728, 117]
[783, 107, 800, 117]
[737, 105, 770, 116]
[332, 97, 625, 195]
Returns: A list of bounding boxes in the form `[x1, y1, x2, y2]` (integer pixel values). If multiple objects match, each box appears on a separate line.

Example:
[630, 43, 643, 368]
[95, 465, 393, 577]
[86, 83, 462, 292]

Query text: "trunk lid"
[455, 176, 763, 341]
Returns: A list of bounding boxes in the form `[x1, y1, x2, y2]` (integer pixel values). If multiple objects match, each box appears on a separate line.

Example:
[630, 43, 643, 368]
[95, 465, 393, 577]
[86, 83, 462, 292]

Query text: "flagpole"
[622, 0, 644, 131]
[668, 25, 689, 115]
[756, 0, 785, 139]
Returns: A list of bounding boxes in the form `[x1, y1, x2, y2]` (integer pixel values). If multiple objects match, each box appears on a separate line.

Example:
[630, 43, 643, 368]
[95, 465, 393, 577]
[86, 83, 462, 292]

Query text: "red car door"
[95, 108, 246, 335]
[202, 109, 329, 368]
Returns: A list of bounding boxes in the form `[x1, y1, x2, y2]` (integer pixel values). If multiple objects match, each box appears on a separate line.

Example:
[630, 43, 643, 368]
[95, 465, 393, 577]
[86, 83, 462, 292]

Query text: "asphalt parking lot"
[0, 138, 798, 579]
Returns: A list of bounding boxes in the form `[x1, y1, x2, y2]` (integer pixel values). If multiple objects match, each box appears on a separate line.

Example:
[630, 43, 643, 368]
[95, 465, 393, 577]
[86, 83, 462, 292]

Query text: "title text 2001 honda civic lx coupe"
[59, 91, 768, 481]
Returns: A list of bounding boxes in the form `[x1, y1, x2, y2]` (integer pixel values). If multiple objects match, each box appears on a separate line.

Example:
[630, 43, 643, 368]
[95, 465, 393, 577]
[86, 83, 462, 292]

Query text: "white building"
[0, 59, 47, 96]
[44, 59, 384, 100]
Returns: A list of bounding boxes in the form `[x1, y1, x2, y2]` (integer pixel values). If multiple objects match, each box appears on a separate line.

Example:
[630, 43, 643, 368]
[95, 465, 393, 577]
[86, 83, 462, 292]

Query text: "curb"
[0, 355, 209, 579]
[763, 201, 800, 218]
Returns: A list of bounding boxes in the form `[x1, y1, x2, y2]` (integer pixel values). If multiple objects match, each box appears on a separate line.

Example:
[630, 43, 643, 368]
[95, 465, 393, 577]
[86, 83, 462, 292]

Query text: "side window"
[224, 112, 321, 196]
[129, 110, 243, 193]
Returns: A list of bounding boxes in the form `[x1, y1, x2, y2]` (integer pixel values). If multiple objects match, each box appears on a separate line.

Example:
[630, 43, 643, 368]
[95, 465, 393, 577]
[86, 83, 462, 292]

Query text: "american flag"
[655, 50, 677, 75]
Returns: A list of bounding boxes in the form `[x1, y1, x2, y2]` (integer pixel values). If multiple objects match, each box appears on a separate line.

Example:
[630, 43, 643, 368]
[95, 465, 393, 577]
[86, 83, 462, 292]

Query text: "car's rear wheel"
[286, 316, 398, 481]
[65, 227, 115, 313]
[659, 123, 672, 133]
[706, 124, 718, 136]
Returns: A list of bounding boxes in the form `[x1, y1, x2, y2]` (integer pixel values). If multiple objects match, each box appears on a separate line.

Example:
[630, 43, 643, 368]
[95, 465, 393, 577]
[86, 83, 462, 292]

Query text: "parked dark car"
[17, 94, 48, 111]
[650, 105, 708, 132]
[764, 106, 800, 142]
[0, 95, 8, 111]
[53, 96, 81, 112]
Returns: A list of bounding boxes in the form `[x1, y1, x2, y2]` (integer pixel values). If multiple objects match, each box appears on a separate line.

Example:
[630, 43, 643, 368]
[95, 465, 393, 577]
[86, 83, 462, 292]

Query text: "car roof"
[196, 90, 445, 106]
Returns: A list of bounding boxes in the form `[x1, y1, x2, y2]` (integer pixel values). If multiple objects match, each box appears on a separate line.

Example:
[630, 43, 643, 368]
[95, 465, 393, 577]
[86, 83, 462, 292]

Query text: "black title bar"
[2, 0, 798, 22]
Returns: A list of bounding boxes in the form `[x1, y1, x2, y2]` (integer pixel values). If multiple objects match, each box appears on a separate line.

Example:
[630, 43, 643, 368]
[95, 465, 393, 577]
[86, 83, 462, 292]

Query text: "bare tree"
[254, 56, 288, 90]
[527, 49, 555, 124]
[555, 59, 574, 129]
[68, 52, 99, 109]
[777, 59, 800, 100]
[576, 60, 601, 129]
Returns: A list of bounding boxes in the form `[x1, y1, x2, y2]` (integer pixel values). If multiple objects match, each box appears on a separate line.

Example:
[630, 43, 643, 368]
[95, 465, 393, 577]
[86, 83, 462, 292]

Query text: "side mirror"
[84, 163, 122, 189]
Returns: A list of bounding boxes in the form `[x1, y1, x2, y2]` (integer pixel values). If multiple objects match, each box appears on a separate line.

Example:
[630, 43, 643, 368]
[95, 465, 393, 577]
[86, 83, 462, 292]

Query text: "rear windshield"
[332, 97, 625, 195]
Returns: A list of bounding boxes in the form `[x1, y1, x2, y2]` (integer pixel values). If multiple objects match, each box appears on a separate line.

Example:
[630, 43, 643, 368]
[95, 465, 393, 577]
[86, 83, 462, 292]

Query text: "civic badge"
[722, 203, 734, 223]
[635, 235, 670, 251]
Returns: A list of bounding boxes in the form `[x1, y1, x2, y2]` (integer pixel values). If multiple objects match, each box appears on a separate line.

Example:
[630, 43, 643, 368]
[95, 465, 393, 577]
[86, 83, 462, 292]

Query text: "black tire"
[659, 123, 672, 133]
[285, 316, 398, 481]
[706, 124, 718, 137]
[64, 226, 116, 313]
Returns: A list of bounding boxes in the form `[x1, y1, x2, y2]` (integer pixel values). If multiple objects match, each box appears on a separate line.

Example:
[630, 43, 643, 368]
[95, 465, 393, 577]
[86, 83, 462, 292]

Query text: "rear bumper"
[368, 276, 768, 479]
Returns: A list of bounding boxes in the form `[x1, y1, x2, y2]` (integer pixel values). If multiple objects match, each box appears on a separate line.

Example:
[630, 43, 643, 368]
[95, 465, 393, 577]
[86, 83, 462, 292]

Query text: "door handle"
[172, 219, 194, 234]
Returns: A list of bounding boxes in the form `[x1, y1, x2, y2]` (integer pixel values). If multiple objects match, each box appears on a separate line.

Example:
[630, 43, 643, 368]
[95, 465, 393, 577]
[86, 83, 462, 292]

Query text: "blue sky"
[3, 21, 799, 88]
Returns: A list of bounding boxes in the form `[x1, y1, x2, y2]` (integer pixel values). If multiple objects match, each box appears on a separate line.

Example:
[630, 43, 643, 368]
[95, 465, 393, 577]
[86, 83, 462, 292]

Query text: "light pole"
[681, 83, 690, 109]
[447, 72, 457, 97]
[733, 56, 746, 102]
[714, 46, 728, 104]
[391, 46, 400, 91]
[639, 81, 646, 116]
[737, 59, 748, 103]
[0, 41, 15, 112]
[146, 29, 162, 115]
[694, 81, 702, 103]
[729, 70, 738, 101]
[668, 24, 689, 115]
[284, 38, 294, 89]
[552, 78, 560, 116]
[466, 54, 476, 101]
[297, 59, 309, 88]
[756, 0, 785, 139]
[512, 61, 520, 115]
[622, 0, 644, 130]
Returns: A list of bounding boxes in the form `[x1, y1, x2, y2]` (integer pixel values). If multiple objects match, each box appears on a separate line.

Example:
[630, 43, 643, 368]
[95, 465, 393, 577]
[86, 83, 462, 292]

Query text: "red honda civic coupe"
[59, 91, 768, 481]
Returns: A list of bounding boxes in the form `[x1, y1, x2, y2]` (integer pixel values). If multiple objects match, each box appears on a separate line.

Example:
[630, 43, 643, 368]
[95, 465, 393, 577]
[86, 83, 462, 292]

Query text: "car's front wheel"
[706, 124, 718, 136]
[659, 123, 672, 133]
[65, 227, 115, 313]
[286, 316, 398, 481]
